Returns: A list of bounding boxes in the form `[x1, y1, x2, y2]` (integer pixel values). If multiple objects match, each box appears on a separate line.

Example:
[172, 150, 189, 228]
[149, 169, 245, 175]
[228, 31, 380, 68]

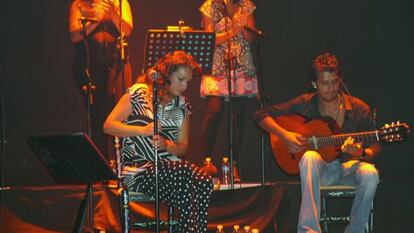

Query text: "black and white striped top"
[121, 84, 193, 173]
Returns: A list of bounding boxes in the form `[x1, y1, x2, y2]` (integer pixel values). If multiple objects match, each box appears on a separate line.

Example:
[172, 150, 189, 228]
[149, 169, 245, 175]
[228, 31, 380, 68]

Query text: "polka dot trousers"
[130, 160, 213, 233]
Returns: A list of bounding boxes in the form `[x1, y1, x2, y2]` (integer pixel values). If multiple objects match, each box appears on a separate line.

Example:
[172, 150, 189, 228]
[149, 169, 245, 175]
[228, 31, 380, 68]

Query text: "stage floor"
[0, 180, 411, 233]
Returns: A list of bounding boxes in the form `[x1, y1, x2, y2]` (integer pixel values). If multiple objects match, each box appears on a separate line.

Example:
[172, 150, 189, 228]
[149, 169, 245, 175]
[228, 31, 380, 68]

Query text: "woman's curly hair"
[137, 50, 202, 99]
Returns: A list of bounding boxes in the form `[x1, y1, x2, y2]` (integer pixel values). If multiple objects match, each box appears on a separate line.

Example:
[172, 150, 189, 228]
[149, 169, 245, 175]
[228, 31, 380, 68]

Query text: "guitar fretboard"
[310, 131, 379, 149]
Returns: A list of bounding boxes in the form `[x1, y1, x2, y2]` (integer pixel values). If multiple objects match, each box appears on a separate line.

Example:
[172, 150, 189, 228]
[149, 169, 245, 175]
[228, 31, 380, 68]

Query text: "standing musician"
[253, 52, 380, 233]
[68, 0, 133, 158]
[104, 51, 213, 232]
[198, 0, 259, 181]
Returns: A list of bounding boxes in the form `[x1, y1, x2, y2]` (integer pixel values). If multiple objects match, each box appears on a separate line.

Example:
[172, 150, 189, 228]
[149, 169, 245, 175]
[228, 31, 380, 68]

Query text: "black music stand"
[143, 29, 215, 74]
[140, 27, 215, 232]
[27, 132, 116, 233]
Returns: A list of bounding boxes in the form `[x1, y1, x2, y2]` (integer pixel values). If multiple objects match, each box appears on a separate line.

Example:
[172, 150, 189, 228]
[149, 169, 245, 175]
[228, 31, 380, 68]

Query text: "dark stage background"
[0, 0, 413, 231]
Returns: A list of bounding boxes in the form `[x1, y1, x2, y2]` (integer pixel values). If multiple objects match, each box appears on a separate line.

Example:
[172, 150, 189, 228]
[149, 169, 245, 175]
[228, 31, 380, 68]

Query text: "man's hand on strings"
[341, 136, 364, 159]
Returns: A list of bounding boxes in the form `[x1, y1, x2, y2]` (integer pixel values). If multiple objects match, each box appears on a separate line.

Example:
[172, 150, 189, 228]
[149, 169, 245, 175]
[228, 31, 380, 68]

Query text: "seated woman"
[103, 51, 213, 232]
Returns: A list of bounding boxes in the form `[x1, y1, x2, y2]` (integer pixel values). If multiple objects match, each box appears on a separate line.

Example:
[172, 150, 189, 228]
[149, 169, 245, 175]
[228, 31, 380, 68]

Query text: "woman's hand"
[121, 165, 143, 176]
[94, 0, 118, 22]
[232, 9, 249, 28]
[139, 121, 161, 137]
[151, 135, 171, 150]
[93, 0, 109, 22]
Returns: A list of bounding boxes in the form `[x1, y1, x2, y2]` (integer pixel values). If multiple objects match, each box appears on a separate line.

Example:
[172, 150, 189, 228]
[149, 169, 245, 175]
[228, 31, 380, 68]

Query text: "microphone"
[148, 69, 161, 81]
[78, 17, 98, 24]
[244, 26, 265, 38]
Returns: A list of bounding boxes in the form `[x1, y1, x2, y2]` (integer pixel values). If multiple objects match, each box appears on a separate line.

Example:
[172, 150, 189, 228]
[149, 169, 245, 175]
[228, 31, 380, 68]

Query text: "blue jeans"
[297, 151, 379, 233]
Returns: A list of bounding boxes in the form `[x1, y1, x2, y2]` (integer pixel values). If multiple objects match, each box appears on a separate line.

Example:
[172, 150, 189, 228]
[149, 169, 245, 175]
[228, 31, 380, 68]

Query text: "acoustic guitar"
[269, 114, 410, 175]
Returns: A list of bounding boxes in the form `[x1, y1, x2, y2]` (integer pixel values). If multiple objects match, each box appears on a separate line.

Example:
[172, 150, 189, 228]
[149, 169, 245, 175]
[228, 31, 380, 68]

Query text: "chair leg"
[168, 205, 174, 233]
[321, 197, 329, 233]
[364, 201, 374, 233]
[369, 202, 374, 233]
[120, 188, 130, 233]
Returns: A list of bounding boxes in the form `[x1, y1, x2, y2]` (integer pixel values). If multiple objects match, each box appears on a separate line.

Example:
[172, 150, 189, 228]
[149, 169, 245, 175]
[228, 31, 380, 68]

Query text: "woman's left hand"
[99, 0, 119, 21]
[232, 11, 249, 28]
[151, 135, 168, 150]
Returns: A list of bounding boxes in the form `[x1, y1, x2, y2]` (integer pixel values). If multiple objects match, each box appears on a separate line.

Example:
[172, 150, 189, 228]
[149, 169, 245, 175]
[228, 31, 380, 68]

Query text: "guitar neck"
[311, 130, 379, 149]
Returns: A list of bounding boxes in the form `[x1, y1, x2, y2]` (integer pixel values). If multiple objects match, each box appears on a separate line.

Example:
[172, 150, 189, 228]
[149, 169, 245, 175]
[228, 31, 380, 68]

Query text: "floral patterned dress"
[199, 0, 258, 98]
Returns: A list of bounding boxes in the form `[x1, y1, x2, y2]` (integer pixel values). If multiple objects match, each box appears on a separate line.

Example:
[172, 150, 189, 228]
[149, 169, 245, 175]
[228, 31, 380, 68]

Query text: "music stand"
[143, 29, 215, 74]
[27, 132, 116, 233]
[141, 27, 215, 232]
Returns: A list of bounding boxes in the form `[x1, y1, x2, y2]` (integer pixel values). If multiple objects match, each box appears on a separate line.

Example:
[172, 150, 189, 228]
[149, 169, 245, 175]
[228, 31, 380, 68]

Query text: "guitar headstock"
[379, 121, 411, 143]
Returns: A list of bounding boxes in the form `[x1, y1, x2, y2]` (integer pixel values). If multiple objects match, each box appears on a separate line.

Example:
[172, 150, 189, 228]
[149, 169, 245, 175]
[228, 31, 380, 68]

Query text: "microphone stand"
[152, 79, 161, 233]
[117, 0, 128, 95]
[0, 94, 9, 220]
[79, 19, 95, 139]
[113, 2, 136, 232]
[115, 0, 127, 187]
[252, 33, 267, 185]
[78, 18, 95, 233]
[223, 7, 236, 190]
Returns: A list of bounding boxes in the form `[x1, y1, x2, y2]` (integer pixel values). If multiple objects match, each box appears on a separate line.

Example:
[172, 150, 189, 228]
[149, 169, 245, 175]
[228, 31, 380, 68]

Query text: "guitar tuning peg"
[384, 123, 390, 128]
[397, 120, 400, 125]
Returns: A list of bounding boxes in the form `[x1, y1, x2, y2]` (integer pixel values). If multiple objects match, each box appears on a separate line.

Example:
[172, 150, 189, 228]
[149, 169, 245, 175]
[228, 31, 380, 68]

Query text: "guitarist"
[254, 52, 380, 233]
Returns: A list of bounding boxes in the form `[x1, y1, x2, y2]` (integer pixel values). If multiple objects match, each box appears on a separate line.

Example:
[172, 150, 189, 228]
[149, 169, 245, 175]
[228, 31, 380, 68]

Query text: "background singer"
[198, 0, 259, 181]
[68, 0, 133, 159]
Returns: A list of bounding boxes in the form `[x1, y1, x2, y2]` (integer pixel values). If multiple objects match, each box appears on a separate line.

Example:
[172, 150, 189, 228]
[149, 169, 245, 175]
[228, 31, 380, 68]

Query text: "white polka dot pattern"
[130, 160, 213, 232]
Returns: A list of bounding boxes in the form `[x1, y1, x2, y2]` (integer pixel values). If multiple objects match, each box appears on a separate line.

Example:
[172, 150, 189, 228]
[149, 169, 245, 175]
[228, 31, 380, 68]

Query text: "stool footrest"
[321, 190, 356, 198]
[320, 216, 351, 223]
[320, 186, 357, 198]
[130, 220, 178, 229]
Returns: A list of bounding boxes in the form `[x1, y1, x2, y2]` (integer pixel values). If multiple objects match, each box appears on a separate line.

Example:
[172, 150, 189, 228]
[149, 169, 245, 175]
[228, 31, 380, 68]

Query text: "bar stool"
[320, 185, 373, 233]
